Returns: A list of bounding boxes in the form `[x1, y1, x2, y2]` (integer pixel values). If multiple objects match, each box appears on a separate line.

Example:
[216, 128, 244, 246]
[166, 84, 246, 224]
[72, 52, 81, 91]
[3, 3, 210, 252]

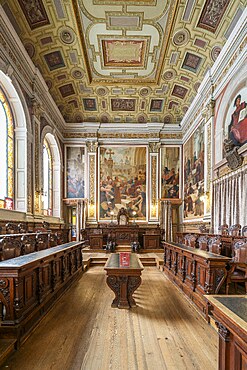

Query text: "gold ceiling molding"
[1, 0, 245, 124]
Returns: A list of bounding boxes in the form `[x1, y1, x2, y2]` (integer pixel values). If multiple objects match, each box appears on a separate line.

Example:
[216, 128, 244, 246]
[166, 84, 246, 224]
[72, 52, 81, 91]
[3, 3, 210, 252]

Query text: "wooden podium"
[104, 253, 143, 309]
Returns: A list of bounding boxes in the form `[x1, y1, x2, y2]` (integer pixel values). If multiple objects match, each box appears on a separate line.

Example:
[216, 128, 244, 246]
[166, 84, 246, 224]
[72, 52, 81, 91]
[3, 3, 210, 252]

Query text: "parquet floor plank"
[1, 266, 217, 370]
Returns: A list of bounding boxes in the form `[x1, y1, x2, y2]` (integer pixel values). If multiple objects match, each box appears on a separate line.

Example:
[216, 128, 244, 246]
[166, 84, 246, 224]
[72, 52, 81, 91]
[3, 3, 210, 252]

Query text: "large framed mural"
[224, 88, 247, 148]
[99, 146, 147, 220]
[65, 146, 85, 198]
[183, 124, 205, 219]
[160, 146, 181, 199]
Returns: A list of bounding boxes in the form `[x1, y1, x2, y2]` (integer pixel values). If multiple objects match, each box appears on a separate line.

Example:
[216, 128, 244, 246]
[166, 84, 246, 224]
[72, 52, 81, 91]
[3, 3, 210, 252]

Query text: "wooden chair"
[5, 222, 19, 234]
[49, 233, 58, 248]
[18, 223, 28, 233]
[21, 235, 36, 255]
[226, 241, 247, 294]
[197, 236, 208, 251]
[218, 224, 229, 236]
[36, 233, 48, 251]
[198, 225, 207, 233]
[184, 234, 197, 248]
[117, 208, 129, 225]
[242, 225, 247, 237]
[229, 224, 241, 236]
[0, 237, 22, 260]
[208, 237, 222, 254]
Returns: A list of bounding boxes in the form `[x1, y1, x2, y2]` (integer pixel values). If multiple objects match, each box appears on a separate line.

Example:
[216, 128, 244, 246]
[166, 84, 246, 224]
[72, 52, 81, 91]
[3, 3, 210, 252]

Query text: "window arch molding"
[0, 70, 29, 213]
[40, 126, 62, 218]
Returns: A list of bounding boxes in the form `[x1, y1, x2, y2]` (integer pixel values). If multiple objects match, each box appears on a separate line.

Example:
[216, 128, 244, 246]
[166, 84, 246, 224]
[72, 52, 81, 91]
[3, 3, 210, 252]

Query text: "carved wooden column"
[148, 142, 160, 223]
[86, 141, 98, 223]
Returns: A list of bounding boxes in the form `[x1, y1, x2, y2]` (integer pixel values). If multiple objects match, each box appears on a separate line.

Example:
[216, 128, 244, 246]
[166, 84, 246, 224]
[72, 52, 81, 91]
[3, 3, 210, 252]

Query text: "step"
[0, 339, 16, 367]
[90, 257, 108, 266]
[115, 246, 132, 252]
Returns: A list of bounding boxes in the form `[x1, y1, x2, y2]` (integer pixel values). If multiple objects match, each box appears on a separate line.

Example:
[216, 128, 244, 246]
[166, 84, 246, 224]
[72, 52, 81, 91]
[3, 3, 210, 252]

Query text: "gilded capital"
[149, 141, 160, 153]
[86, 140, 98, 153]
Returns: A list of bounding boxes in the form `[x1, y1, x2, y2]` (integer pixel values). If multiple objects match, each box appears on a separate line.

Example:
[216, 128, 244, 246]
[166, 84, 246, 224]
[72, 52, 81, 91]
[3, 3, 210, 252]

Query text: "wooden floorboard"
[1, 266, 218, 370]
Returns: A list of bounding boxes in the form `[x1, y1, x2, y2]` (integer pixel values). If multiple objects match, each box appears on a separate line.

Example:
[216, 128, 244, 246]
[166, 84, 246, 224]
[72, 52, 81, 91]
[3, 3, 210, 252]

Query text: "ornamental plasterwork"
[149, 142, 161, 153]
[86, 140, 98, 153]
[1, 0, 244, 124]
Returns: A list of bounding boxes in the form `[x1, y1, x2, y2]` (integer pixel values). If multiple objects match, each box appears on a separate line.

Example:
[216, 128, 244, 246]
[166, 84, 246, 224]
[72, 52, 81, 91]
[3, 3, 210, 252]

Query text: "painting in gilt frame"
[160, 146, 180, 199]
[183, 124, 204, 219]
[224, 88, 247, 148]
[99, 146, 147, 220]
[66, 146, 85, 198]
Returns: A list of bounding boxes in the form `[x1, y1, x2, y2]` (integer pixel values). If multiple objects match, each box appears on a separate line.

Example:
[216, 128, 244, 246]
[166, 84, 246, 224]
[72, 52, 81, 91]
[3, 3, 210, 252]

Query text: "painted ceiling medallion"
[96, 87, 108, 96]
[164, 114, 173, 124]
[24, 43, 35, 58]
[17, 0, 50, 29]
[198, 0, 229, 33]
[45, 80, 52, 90]
[102, 40, 146, 67]
[163, 70, 176, 81]
[139, 87, 151, 97]
[173, 29, 190, 46]
[71, 69, 84, 79]
[211, 45, 222, 62]
[137, 114, 147, 123]
[194, 82, 201, 92]
[60, 27, 75, 44]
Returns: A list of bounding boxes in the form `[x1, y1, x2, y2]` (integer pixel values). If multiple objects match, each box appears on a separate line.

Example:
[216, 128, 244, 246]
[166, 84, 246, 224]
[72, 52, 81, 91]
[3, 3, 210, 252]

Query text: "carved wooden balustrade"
[162, 241, 231, 320]
[0, 241, 85, 345]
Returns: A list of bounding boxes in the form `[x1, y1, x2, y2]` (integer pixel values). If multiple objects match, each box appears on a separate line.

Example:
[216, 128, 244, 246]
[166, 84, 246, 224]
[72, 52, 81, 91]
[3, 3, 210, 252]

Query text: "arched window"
[0, 87, 14, 210]
[43, 139, 52, 215]
[42, 133, 61, 218]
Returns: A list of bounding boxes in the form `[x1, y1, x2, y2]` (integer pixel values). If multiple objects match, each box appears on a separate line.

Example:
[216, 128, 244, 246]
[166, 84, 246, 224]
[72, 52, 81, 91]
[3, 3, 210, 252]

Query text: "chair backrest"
[18, 223, 28, 233]
[49, 233, 58, 248]
[208, 237, 222, 254]
[198, 225, 207, 233]
[117, 208, 129, 225]
[0, 237, 22, 260]
[5, 222, 19, 234]
[197, 236, 208, 251]
[218, 224, 229, 236]
[21, 235, 36, 255]
[184, 234, 197, 248]
[229, 224, 241, 236]
[242, 225, 247, 237]
[232, 240, 247, 263]
[36, 233, 48, 251]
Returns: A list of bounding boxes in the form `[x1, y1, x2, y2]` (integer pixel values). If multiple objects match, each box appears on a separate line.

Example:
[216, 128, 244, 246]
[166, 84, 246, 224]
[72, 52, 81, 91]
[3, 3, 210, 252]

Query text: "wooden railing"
[0, 241, 85, 346]
[162, 241, 231, 320]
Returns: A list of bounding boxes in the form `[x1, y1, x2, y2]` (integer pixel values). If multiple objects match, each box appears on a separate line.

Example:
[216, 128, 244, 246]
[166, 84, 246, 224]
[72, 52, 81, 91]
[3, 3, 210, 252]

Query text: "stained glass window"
[0, 87, 14, 209]
[43, 139, 52, 215]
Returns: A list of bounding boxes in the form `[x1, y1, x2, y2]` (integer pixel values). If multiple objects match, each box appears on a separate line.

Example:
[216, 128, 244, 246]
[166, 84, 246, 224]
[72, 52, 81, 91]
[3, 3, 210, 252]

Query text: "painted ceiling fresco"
[1, 0, 245, 124]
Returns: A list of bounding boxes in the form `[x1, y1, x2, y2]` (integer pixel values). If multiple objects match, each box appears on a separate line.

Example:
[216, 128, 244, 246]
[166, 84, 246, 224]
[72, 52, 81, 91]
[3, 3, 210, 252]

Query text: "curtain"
[212, 165, 247, 232]
[160, 200, 173, 242]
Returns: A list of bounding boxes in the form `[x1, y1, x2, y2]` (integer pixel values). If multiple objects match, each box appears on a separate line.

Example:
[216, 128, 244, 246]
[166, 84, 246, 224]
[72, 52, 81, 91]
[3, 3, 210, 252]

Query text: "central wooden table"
[104, 253, 144, 309]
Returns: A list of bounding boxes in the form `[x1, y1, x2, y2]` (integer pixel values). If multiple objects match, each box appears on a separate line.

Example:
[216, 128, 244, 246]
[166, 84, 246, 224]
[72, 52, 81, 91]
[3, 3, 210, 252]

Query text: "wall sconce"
[132, 210, 137, 224]
[110, 210, 114, 224]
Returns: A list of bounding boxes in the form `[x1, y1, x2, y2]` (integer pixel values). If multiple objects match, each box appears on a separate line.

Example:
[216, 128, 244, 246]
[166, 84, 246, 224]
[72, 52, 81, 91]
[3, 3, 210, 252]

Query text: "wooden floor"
[1, 266, 218, 370]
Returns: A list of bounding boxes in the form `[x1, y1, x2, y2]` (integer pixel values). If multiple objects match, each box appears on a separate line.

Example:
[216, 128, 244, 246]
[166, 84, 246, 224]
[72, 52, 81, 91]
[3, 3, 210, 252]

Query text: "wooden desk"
[0, 241, 85, 346]
[205, 295, 247, 370]
[162, 241, 231, 319]
[143, 233, 160, 249]
[104, 253, 143, 309]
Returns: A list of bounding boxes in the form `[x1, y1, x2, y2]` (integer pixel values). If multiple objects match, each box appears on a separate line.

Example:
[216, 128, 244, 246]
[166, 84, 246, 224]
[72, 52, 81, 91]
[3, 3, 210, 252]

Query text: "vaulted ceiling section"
[1, 0, 245, 124]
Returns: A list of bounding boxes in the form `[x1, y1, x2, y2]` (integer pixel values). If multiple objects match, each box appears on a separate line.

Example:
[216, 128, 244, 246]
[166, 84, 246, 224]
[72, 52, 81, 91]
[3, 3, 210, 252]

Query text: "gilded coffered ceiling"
[1, 0, 246, 124]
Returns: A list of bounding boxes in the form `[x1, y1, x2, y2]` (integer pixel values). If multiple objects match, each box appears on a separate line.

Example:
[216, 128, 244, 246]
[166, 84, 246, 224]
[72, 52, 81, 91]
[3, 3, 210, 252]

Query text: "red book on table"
[119, 252, 130, 267]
